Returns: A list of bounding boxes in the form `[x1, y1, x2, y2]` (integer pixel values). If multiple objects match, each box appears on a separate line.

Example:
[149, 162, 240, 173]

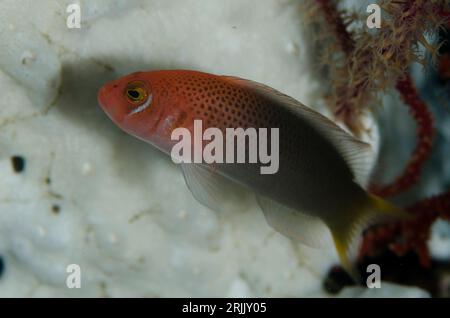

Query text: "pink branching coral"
[303, 0, 450, 269]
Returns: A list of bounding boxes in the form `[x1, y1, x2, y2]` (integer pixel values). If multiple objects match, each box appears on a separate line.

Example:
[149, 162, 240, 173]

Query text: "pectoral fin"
[181, 163, 245, 212]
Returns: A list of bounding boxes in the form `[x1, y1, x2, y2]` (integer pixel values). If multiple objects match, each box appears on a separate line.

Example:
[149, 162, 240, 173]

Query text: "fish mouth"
[97, 83, 126, 125]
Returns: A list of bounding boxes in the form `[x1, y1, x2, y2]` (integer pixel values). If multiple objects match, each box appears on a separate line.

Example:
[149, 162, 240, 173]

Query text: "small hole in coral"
[11, 156, 25, 173]
[52, 204, 61, 214]
[0, 256, 5, 279]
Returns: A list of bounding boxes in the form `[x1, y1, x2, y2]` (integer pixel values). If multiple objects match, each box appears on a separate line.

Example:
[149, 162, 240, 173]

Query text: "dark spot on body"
[45, 177, 51, 185]
[11, 156, 25, 173]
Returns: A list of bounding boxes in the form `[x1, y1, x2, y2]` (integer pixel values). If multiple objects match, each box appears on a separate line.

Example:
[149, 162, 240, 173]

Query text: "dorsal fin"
[222, 76, 374, 187]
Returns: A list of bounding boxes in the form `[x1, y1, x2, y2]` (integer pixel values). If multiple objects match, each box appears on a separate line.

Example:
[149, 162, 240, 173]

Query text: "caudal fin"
[327, 194, 409, 282]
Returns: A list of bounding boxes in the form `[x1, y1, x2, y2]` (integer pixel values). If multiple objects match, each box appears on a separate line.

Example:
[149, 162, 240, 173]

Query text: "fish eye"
[124, 82, 148, 103]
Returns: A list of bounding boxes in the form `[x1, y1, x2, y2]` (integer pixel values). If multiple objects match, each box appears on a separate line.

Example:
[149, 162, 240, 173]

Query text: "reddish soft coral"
[309, 0, 450, 268]
[313, 0, 355, 55]
[361, 192, 450, 267]
[311, 0, 446, 134]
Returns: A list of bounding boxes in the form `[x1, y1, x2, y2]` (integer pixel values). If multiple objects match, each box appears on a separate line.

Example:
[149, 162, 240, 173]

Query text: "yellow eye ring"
[124, 82, 148, 103]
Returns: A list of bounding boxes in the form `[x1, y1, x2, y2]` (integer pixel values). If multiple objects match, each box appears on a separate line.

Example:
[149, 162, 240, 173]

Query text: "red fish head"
[98, 71, 163, 140]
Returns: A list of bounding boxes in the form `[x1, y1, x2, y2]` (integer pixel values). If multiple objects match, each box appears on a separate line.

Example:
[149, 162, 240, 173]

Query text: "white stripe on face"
[129, 94, 153, 116]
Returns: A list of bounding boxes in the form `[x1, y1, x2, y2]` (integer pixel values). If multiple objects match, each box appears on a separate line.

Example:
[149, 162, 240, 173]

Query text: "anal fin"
[256, 195, 333, 249]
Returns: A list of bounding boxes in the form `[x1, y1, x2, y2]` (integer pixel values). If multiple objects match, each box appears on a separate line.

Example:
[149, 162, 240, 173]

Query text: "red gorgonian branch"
[360, 191, 450, 267]
[313, 0, 355, 55]
[369, 75, 435, 197]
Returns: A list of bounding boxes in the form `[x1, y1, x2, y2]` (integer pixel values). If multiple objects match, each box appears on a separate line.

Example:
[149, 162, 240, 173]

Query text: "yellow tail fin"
[328, 194, 409, 282]
[369, 194, 410, 219]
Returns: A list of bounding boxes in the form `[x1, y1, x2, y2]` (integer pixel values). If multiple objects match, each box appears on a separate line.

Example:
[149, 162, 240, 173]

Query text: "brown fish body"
[98, 70, 407, 278]
[118, 71, 360, 218]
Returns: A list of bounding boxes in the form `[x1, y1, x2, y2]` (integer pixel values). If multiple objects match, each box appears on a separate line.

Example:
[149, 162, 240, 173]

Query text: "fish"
[98, 69, 408, 279]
